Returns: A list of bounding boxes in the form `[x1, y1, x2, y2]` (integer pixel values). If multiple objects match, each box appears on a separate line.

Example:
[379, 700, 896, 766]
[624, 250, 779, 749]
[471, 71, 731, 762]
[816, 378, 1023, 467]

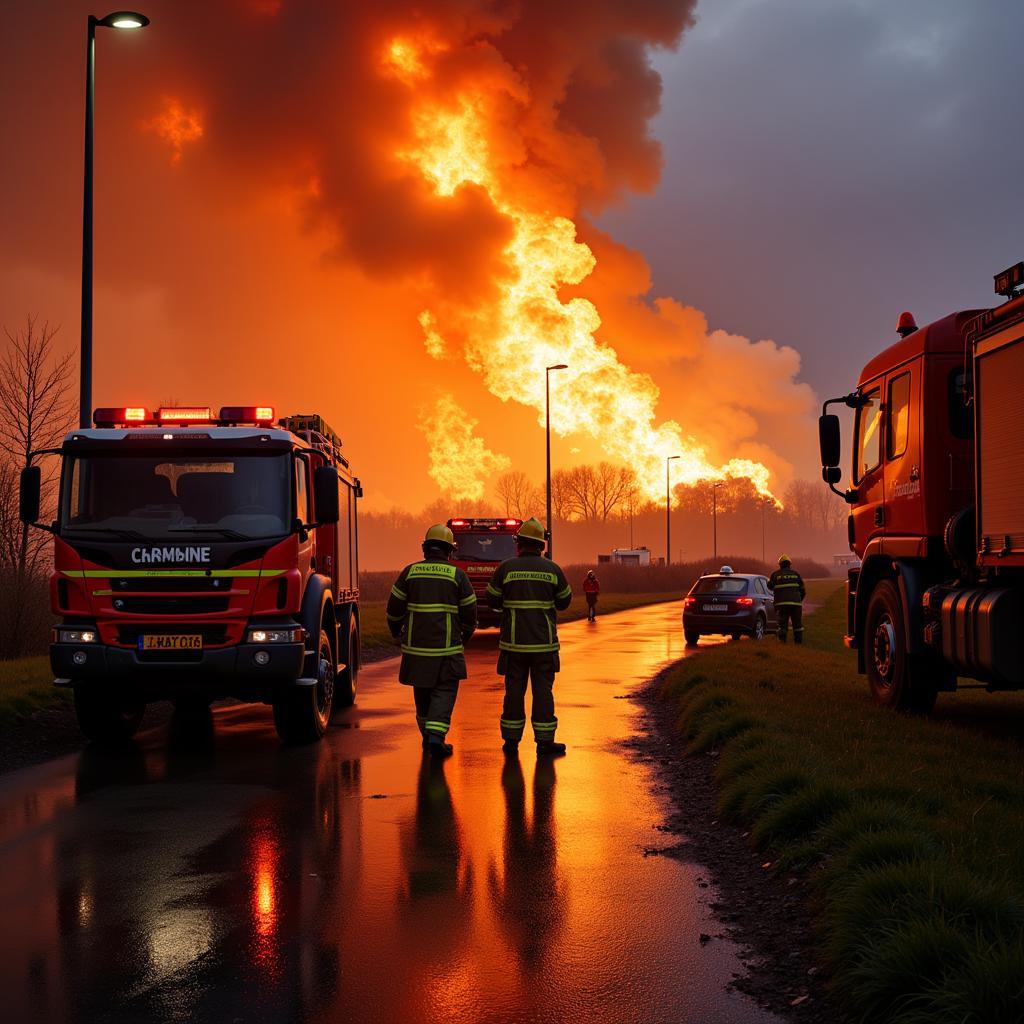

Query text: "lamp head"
[97, 11, 149, 28]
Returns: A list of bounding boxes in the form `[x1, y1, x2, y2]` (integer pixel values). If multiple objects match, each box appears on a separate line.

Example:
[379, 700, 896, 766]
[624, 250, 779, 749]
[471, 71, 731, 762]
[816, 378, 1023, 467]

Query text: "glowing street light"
[545, 364, 568, 559]
[665, 455, 680, 567]
[80, 11, 150, 428]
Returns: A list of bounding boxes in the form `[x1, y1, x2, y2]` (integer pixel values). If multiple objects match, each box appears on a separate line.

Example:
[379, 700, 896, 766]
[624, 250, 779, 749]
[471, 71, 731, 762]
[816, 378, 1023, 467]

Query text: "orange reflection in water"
[251, 830, 279, 961]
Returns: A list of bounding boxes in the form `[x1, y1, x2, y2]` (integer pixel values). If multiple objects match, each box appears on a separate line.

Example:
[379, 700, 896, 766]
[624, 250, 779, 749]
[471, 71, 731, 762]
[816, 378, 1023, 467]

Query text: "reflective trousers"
[413, 668, 460, 738]
[500, 654, 558, 744]
[777, 605, 803, 644]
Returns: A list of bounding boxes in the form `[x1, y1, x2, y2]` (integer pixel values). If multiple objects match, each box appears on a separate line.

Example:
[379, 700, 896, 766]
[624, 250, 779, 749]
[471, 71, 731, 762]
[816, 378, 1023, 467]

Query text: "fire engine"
[818, 262, 1024, 710]
[19, 406, 362, 744]
[447, 517, 522, 624]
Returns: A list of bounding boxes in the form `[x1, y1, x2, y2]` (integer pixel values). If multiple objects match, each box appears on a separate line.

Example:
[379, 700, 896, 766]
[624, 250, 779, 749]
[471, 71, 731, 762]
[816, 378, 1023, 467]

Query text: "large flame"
[388, 42, 774, 502]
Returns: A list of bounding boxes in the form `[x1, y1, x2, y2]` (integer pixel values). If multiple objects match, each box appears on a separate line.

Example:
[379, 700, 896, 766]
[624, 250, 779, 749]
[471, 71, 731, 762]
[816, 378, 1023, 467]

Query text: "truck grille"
[109, 577, 232, 593]
[113, 596, 230, 615]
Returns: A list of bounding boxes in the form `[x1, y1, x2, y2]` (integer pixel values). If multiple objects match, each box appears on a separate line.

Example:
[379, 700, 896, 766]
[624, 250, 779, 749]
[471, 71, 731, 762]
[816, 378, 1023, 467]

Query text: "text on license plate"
[702, 603, 729, 612]
[139, 635, 203, 651]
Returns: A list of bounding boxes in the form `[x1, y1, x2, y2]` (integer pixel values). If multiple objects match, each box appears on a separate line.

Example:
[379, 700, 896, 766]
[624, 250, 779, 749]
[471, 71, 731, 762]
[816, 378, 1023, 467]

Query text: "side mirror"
[818, 414, 842, 468]
[313, 465, 340, 524]
[19, 466, 41, 524]
[822, 466, 842, 485]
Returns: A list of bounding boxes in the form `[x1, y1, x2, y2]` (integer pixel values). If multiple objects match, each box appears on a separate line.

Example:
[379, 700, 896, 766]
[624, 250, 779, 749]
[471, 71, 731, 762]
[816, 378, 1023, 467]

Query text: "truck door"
[882, 368, 921, 536]
[852, 385, 884, 548]
[295, 455, 314, 579]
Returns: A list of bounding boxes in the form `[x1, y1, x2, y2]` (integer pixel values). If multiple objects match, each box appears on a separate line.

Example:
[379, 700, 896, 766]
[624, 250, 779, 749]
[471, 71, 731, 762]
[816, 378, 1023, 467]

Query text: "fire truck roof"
[63, 425, 302, 445]
[858, 309, 984, 387]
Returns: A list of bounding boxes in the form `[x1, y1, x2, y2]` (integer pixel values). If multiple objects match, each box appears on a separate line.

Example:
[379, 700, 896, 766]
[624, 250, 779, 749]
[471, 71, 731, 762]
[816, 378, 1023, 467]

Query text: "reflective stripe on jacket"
[768, 568, 806, 607]
[487, 553, 572, 654]
[387, 558, 477, 660]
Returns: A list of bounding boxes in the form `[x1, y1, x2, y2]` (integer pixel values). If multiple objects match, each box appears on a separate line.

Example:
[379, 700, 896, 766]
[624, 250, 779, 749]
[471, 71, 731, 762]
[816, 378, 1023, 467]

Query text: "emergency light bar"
[158, 406, 212, 423]
[93, 407, 153, 426]
[218, 405, 275, 424]
[448, 517, 522, 530]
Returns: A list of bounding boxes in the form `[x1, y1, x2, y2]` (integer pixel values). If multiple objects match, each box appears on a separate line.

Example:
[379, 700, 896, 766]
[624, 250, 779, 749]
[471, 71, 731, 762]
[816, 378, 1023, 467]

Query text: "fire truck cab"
[819, 263, 1024, 710]
[19, 406, 362, 745]
[447, 517, 522, 625]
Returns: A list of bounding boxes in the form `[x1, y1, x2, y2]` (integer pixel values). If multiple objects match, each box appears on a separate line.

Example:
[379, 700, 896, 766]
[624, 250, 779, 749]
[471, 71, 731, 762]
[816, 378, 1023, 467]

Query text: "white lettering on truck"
[130, 546, 212, 564]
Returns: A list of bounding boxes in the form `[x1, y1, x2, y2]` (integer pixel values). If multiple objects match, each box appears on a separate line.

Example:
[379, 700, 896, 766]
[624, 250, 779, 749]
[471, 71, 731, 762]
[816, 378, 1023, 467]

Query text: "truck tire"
[333, 613, 359, 712]
[273, 627, 334, 743]
[865, 581, 938, 713]
[74, 686, 144, 745]
[685, 630, 700, 646]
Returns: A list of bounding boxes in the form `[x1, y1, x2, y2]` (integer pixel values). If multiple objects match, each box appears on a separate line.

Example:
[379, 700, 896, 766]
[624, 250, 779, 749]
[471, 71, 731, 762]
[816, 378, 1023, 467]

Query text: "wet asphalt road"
[1, 602, 780, 1024]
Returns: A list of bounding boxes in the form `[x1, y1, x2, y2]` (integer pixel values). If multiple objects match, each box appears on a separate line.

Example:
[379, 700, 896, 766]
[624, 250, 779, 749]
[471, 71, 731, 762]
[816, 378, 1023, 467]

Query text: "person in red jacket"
[583, 570, 600, 621]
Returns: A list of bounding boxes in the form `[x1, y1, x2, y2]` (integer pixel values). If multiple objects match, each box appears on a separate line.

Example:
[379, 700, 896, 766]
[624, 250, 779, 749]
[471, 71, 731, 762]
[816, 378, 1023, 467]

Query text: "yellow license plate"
[139, 635, 203, 651]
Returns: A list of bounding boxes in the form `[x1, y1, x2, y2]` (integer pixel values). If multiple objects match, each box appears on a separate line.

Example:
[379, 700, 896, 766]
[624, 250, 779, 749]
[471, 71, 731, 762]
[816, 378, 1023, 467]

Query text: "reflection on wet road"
[0, 601, 778, 1023]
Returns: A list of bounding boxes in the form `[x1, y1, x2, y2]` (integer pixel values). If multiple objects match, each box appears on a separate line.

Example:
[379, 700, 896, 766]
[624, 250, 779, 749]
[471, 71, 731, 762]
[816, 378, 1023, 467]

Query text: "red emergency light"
[93, 406, 153, 426]
[218, 405, 275, 424]
[450, 519, 468, 527]
[157, 406, 212, 424]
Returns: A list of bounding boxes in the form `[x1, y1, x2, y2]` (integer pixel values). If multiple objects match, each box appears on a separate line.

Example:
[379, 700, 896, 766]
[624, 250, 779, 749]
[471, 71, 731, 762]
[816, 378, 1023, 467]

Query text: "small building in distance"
[597, 547, 652, 567]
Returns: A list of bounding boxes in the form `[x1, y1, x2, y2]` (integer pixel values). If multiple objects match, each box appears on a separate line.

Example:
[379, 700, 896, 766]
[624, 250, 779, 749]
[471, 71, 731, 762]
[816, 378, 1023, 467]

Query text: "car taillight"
[736, 597, 754, 606]
[684, 596, 696, 607]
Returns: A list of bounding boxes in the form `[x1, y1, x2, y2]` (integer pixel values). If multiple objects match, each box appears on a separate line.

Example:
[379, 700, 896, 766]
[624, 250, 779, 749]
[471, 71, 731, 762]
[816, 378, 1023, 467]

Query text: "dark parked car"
[682, 567, 777, 644]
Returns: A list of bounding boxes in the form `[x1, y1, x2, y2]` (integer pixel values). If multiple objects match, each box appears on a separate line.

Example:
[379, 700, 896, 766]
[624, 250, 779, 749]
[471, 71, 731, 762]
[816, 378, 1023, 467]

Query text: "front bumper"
[51, 640, 306, 700]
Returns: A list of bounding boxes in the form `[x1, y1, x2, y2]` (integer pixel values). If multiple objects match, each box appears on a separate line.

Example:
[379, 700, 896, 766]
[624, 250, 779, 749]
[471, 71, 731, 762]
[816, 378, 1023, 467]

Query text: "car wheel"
[865, 581, 938, 713]
[684, 629, 700, 646]
[273, 627, 333, 742]
[753, 615, 766, 641]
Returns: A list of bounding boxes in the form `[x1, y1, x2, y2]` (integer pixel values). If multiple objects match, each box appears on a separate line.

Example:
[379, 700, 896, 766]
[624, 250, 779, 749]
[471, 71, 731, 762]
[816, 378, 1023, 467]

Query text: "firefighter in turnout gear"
[768, 555, 806, 644]
[387, 525, 478, 758]
[487, 518, 573, 755]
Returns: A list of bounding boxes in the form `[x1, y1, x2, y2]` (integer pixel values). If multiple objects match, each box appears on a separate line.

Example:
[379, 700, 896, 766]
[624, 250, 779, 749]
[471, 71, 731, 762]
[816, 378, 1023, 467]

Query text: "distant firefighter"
[387, 525, 477, 758]
[768, 555, 806, 645]
[488, 518, 573, 755]
[583, 570, 600, 621]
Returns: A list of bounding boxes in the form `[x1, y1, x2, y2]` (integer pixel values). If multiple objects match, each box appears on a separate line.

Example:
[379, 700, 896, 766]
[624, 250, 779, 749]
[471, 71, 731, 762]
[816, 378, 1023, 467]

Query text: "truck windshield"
[454, 532, 518, 562]
[61, 453, 292, 540]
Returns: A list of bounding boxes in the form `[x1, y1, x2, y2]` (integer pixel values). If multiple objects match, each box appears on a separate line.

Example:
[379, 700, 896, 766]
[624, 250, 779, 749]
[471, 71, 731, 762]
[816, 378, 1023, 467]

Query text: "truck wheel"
[74, 686, 144, 745]
[333, 614, 359, 712]
[753, 615, 767, 641]
[685, 630, 700, 646]
[865, 581, 938, 713]
[273, 628, 333, 743]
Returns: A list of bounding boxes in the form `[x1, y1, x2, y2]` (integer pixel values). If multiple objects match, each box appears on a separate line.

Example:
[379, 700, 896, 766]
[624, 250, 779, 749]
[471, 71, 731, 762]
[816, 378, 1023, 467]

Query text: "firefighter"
[487, 517, 573, 756]
[387, 525, 477, 758]
[583, 570, 600, 621]
[768, 554, 806, 644]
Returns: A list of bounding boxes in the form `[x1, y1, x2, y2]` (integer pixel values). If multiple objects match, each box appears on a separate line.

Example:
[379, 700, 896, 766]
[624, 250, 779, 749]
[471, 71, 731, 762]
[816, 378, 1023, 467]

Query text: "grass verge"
[661, 584, 1024, 1023]
[0, 656, 69, 724]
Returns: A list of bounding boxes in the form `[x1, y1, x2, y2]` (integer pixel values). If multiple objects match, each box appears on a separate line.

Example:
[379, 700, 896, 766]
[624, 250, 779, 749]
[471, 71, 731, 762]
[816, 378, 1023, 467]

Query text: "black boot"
[428, 737, 453, 758]
[502, 739, 519, 754]
[537, 740, 566, 756]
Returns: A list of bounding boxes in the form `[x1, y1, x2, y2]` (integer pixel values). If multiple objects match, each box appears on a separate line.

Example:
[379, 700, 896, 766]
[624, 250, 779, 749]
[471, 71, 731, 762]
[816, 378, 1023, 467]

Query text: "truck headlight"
[56, 628, 98, 644]
[248, 627, 303, 644]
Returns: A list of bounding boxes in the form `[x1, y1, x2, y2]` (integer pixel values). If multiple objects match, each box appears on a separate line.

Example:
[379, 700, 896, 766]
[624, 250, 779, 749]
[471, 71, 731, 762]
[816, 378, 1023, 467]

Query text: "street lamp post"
[545, 363, 568, 558]
[665, 455, 680, 566]
[712, 481, 723, 561]
[80, 11, 150, 428]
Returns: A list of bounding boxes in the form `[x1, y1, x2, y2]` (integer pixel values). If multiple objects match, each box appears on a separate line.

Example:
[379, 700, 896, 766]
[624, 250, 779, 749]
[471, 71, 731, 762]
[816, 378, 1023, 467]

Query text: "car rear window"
[694, 577, 748, 595]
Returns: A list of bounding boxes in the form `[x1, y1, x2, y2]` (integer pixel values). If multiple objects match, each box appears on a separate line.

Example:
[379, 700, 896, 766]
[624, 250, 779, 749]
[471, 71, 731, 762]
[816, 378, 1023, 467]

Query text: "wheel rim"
[755, 618, 765, 639]
[316, 645, 334, 716]
[873, 615, 897, 688]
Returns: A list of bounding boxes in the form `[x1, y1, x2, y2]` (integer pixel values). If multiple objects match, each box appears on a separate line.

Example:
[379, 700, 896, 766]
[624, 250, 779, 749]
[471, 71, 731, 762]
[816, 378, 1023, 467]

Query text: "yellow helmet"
[516, 517, 547, 545]
[778, 554, 791, 565]
[424, 524, 455, 546]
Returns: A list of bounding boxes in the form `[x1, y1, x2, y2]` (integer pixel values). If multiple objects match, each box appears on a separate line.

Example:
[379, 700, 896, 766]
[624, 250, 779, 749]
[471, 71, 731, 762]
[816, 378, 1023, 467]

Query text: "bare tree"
[495, 470, 541, 519]
[593, 463, 636, 521]
[782, 479, 818, 532]
[550, 468, 574, 521]
[0, 318, 74, 656]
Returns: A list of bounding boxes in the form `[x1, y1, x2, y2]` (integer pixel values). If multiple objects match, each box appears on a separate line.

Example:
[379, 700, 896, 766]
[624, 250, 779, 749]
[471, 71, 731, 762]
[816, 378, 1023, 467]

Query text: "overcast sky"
[603, 0, 1024, 401]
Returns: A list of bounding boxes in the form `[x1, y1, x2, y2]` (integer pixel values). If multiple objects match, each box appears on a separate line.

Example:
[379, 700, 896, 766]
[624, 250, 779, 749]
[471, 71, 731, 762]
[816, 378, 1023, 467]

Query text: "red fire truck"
[818, 262, 1024, 710]
[19, 406, 362, 744]
[447, 516, 522, 625]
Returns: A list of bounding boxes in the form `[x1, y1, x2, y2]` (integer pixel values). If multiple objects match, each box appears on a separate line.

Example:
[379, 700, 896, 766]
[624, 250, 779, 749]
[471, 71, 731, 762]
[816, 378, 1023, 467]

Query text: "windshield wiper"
[167, 526, 250, 541]
[64, 526, 149, 541]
